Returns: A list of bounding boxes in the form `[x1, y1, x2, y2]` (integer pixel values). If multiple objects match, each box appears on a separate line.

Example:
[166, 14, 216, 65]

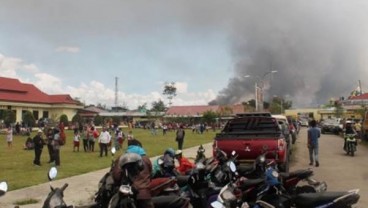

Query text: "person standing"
[33, 130, 45, 166]
[46, 128, 55, 163]
[176, 125, 185, 150]
[98, 127, 111, 157]
[53, 128, 61, 166]
[6, 126, 13, 148]
[307, 120, 321, 167]
[82, 126, 89, 152]
[73, 131, 80, 152]
[89, 126, 98, 152]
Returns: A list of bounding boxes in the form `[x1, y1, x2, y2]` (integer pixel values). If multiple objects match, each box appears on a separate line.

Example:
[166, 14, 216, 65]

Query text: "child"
[116, 128, 125, 149]
[127, 130, 134, 140]
[73, 131, 80, 152]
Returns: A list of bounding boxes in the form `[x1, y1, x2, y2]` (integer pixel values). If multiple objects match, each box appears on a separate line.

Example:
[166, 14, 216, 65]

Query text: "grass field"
[0, 127, 217, 191]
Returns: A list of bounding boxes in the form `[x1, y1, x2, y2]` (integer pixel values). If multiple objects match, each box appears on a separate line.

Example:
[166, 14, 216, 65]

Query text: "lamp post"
[245, 70, 277, 112]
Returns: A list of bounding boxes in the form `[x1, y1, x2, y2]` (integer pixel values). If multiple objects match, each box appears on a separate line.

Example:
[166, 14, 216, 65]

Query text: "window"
[43, 111, 49, 119]
[33, 111, 39, 120]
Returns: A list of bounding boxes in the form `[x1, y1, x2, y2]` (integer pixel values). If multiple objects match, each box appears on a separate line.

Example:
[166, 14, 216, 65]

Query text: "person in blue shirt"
[308, 120, 321, 167]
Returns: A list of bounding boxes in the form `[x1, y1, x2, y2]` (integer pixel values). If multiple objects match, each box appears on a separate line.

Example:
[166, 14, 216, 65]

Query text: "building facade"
[0, 77, 83, 124]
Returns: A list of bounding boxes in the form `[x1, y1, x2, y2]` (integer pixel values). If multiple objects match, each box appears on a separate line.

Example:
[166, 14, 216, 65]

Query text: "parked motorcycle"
[344, 133, 357, 156]
[255, 161, 360, 208]
[233, 150, 327, 195]
[42, 167, 97, 208]
[108, 152, 190, 208]
[0, 181, 8, 197]
[210, 161, 250, 208]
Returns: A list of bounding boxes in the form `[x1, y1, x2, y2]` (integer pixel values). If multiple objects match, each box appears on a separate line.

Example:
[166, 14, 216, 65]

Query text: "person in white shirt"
[98, 127, 111, 157]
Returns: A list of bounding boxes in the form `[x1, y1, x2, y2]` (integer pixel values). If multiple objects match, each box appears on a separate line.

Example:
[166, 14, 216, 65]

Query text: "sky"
[1, 0, 368, 110]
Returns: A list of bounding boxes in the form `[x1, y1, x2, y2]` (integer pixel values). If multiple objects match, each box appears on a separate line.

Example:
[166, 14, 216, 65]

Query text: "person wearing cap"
[33, 129, 46, 166]
[112, 141, 154, 208]
[175, 150, 195, 175]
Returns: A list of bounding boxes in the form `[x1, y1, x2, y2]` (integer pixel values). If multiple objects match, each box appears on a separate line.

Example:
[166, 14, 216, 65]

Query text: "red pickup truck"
[213, 113, 289, 172]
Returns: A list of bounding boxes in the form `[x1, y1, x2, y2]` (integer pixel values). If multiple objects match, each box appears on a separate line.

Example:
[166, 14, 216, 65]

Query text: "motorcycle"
[234, 150, 327, 195]
[42, 167, 97, 208]
[344, 133, 357, 156]
[255, 161, 360, 208]
[210, 161, 250, 208]
[0, 181, 8, 197]
[108, 152, 190, 208]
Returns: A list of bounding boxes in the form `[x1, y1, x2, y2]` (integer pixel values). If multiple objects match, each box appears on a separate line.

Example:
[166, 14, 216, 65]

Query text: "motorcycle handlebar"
[61, 183, 69, 192]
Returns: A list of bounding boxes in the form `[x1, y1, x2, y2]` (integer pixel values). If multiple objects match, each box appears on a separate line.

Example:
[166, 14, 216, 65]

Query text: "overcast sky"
[1, 0, 367, 109]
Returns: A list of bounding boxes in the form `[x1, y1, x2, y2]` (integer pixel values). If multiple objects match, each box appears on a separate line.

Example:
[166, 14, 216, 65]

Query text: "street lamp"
[245, 70, 277, 112]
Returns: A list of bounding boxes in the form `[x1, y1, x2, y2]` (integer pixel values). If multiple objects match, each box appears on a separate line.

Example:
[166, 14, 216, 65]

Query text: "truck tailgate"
[214, 136, 280, 162]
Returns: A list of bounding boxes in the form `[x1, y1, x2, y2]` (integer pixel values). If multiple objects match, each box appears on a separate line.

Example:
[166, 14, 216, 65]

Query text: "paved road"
[291, 127, 367, 207]
[1, 128, 367, 207]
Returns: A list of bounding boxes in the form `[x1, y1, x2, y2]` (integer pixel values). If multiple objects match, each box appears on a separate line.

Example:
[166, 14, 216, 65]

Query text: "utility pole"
[115, 77, 118, 109]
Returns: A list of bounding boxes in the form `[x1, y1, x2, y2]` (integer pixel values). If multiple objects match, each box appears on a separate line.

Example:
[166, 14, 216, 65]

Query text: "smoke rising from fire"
[208, 0, 368, 107]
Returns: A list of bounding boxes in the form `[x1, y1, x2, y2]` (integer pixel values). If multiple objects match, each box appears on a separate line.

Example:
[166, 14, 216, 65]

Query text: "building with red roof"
[165, 104, 246, 117]
[0, 77, 83, 124]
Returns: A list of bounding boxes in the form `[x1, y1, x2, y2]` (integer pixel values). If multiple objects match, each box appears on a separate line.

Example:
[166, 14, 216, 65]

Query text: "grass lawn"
[0, 128, 217, 191]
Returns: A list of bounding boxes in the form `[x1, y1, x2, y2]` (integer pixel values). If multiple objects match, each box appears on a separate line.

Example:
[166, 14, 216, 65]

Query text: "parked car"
[213, 112, 290, 172]
[299, 118, 309, 127]
[320, 118, 342, 135]
[272, 115, 295, 153]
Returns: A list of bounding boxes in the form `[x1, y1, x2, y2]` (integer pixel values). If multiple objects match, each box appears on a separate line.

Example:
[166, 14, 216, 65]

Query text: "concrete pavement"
[0, 143, 214, 208]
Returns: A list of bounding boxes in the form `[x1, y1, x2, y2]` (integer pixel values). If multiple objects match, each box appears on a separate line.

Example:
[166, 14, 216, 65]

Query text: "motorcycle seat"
[176, 175, 190, 187]
[294, 191, 348, 207]
[280, 169, 313, 179]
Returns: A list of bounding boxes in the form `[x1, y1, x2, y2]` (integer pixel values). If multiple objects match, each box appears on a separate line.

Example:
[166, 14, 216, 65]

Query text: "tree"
[269, 97, 293, 114]
[72, 113, 83, 125]
[151, 99, 166, 112]
[334, 100, 344, 118]
[163, 82, 177, 106]
[137, 103, 148, 112]
[22, 110, 36, 127]
[218, 106, 233, 116]
[202, 110, 219, 124]
[3, 110, 16, 127]
[94, 115, 103, 126]
[59, 114, 69, 126]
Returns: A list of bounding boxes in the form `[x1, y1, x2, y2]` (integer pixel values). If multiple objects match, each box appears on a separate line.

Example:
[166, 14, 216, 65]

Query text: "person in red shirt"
[175, 150, 195, 175]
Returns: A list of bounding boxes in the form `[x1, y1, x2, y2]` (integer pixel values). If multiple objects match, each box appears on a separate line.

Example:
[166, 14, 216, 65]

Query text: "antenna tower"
[115, 76, 118, 108]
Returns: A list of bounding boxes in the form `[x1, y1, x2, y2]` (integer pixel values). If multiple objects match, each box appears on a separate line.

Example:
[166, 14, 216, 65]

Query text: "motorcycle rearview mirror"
[111, 147, 116, 156]
[48, 167, 58, 181]
[231, 150, 236, 156]
[211, 201, 225, 208]
[158, 158, 164, 165]
[229, 161, 237, 173]
[0, 181, 8, 196]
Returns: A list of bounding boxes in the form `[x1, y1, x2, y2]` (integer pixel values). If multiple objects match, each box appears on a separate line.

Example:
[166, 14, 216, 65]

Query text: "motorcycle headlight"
[272, 170, 279, 178]
[119, 185, 133, 195]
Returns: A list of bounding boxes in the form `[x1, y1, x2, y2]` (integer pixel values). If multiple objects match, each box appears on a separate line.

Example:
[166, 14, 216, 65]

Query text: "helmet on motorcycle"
[118, 153, 144, 172]
[164, 148, 175, 158]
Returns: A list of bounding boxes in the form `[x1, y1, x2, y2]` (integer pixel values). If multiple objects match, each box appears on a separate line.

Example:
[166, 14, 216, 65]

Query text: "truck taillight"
[278, 139, 285, 151]
[212, 141, 218, 157]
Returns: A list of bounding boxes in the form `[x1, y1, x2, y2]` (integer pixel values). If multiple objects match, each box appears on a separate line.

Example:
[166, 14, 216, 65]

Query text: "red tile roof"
[0, 77, 78, 105]
[348, 93, 368, 100]
[166, 104, 245, 117]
